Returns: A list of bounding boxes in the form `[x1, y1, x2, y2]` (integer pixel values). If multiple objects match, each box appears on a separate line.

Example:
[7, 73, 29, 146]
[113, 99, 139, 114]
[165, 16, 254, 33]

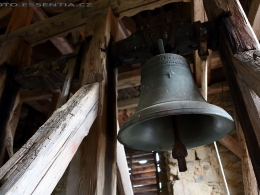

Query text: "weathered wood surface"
[30, 0, 74, 54]
[236, 117, 258, 195]
[0, 0, 193, 47]
[66, 7, 118, 195]
[203, 0, 260, 187]
[132, 165, 156, 174]
[5, 92, 21, 158]
[133, 184, 157, 193]
[132, 171, 157, 180]
[0, 83, 99, 195]
[132, 178, 157, 186]
[0, 1, 109, 46]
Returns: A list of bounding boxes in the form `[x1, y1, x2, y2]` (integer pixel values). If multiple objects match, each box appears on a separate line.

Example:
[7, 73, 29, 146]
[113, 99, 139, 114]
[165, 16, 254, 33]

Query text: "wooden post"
[0, 7, 33, 165]
[202, 0, 260, 187]
[65, 7, 119, 195]
[0, 83, 99, 194]
[236, 115, 258, 195]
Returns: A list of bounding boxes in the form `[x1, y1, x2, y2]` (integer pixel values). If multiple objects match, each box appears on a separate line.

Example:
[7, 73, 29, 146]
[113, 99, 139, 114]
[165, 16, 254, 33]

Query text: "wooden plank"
[117, 140, 134, 195]
[30, 0, 74, 54]
[135, 192, 158, 195]
[248, 0, 260, 40]
[132, 165, 156, 174]
[0, 83, 99, 195]
[236, 116, 258, 195]
[132, 172, 157, 180]
[0, 2, 109, 46]
[133, 178, 157, 186]
[127, 154, 154, 163]
[232, 51, 260, 98]
[202, 0, 260, 186]
[20, 89, 53, 103]
[218, 135, 242, 159]
[117, 69, 141, 90]
[133, 184, 157, 193]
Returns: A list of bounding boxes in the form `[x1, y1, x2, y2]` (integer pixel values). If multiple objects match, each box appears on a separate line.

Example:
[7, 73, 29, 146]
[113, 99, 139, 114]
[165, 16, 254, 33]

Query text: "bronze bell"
[118, 54, 235, 153]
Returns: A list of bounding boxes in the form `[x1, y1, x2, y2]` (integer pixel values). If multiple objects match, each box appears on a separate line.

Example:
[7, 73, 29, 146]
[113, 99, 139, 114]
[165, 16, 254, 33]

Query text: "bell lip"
[118, 100, 235, 150]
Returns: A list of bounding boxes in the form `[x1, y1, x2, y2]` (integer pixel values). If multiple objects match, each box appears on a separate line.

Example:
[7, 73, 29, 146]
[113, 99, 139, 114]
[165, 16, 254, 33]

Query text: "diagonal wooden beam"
[30, 0, 74, 54]
[0, 83, 99, 195]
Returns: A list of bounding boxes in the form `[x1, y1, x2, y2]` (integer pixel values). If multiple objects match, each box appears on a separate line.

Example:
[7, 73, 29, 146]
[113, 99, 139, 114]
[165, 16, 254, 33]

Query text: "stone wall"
[164, 91, 244, 195]
[164, 143, 243, 195]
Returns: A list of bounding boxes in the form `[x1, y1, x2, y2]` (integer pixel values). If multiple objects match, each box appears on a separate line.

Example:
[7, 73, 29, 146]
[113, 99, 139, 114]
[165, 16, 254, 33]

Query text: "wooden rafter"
[30, 0, 74, 55]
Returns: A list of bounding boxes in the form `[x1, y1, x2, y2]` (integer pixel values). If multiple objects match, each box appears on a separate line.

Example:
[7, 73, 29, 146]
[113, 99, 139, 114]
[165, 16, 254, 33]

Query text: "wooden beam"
[192, 0, 207, 86]
[117, 139, 134, 195]
[202, 0, 260, 187]
[66, 7, 118, 195]
[20, 89, 53, 103]
[218, 135, 242, 159]
[132, 165, 156, 174]
[0, 83, 99, 194]
[236, 116, 258, 195]
[112, 0, 184, 18]
[30, 0, 74, 54]
[248, 0, 260, 40]
[117, 69, 141, 90]
[5, 7, 34, 34]
[5, 92, 21, 158]
[132, 172, 157, 180]
[132, 178, 157, 186]
[0, 3, 108, 46]
[133, 184, 157, 193]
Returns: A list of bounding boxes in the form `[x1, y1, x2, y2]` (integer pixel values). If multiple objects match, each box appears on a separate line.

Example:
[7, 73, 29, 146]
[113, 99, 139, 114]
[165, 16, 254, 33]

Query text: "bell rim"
[118, 100, 234, 150]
